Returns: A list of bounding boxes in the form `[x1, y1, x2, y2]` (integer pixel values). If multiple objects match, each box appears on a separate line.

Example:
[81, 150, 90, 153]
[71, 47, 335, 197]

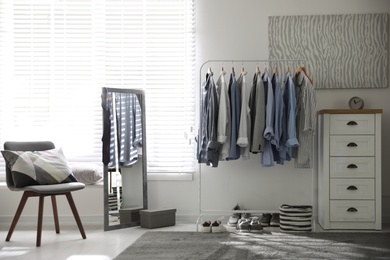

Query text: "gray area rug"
[115, 231, 390, 259]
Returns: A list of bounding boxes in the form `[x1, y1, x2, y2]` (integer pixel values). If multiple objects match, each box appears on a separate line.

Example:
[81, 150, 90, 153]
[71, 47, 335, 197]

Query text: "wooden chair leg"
[6, 191, 30, 242]
[36, 194, 45, 247]
[51, 195, 60, 234]
[65, 193, 86, 239]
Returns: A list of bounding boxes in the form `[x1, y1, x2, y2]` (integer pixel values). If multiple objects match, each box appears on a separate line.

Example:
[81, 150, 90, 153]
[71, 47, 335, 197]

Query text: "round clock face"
[348, 96, 364, 109]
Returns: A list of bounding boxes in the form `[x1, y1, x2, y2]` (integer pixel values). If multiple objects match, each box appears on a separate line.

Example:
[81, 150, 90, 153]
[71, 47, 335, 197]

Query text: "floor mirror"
[101, 87, 147, 231]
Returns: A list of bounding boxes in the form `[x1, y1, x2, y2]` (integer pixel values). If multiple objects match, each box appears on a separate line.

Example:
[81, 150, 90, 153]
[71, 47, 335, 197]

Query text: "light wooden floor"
[0, 222, 389, 260]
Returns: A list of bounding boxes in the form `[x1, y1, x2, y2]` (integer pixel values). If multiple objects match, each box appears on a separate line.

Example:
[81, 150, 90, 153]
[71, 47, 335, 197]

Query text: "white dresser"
[317, 109, 382, 230]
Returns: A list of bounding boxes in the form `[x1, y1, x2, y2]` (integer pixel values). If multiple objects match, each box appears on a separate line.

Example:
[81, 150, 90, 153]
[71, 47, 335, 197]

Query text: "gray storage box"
[119, 208, 141, 224]
[140, 208, 176, 229]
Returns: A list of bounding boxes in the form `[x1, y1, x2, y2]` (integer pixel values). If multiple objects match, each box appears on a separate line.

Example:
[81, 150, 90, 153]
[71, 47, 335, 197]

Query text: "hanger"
[241, 66, 245, 73]
[273, 65, 278, 74]
[296, 66, 313, 85]
[207, 67, 212, 74]
[286, 65, 290, 73]
[221, 66, 224, 72]
[231, 66, 235, 73]
[256, 66, 260, 74]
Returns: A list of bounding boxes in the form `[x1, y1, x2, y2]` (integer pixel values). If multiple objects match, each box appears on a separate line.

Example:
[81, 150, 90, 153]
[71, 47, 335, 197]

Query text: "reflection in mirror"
[101, 88, 147, 231]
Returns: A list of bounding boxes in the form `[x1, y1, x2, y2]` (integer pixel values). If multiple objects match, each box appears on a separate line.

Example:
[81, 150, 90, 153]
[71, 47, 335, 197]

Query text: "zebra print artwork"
[269, 13, 388, 89]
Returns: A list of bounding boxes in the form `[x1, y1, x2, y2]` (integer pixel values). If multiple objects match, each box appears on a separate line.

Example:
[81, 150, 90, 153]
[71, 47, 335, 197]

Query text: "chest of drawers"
[317, 109, 382, 230]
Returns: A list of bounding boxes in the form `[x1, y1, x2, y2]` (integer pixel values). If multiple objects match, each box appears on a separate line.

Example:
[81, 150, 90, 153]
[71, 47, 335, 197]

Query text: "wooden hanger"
[286, 65, 290, 73]
[296, 66, 313, 85]
[256, 66, 260, 74]
[241, 66, 245, 73]
[273, 65, 278, 74]
[231, 66, 235, 73]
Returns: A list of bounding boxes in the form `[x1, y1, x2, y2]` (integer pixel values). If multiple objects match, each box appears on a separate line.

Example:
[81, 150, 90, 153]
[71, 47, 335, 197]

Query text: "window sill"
[147, 173, 193, 181]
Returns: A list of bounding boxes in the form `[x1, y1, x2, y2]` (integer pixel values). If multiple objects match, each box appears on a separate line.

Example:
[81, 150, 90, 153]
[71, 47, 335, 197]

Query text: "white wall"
[1, 0, 390, 227]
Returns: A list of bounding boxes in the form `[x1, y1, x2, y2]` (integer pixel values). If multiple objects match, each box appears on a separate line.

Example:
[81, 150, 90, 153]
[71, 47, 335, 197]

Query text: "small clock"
[348, 96, 364, 109]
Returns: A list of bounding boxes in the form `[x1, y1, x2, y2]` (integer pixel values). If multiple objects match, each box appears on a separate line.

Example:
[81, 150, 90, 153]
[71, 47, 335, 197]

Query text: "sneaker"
[236, 219, 250, 232]
[228, 213, 241, 227]
[227, 204, 241, 227]
[211, 220, 226, 233]
[249, 217, 263, 232]
[260, 213, 272, 227]
[200, 221, 211, 233]
[270, 213, 280, 227]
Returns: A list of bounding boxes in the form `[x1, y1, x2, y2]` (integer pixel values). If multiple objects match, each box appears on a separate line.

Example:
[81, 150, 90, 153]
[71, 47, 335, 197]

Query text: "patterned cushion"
[1, 148, 77, 188]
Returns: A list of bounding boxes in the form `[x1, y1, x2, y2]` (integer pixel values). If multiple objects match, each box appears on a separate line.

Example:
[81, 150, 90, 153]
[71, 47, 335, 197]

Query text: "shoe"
[200, 221, 211, 233]
[236, 218, 250, 232]
[249, 217, 263, 232]
[260, 213, 272, 227]
[227, 204, 241, 227]
[211, 220, 226, 233]
[270, 213, 280, 227]
[228, 213, 241, 227]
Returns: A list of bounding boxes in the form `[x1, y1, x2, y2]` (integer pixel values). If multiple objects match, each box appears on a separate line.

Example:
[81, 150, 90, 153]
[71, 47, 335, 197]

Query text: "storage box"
[140, 208, 176, 229]
[119, 208, 141, 224]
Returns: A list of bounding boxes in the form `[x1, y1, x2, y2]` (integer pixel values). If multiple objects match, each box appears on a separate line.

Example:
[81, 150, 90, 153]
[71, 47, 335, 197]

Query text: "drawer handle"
[347, 142, 358, 147]
[347, 185, 358, 191]
[347, 164, 358, 169]
[347, 207, 358, 213]
[347, 121, 358, 126]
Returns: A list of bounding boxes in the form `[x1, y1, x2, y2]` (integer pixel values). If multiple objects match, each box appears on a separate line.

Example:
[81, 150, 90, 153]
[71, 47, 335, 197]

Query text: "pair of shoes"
[227, 204, 241, 227]
[236, 216, 263, 232]
[200, 220, 226, 233]
[260, 213, 280, 227]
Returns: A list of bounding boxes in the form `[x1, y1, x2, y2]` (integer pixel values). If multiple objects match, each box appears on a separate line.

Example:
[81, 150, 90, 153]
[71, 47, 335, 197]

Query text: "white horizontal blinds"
[0, 0, 196, 178]
[0, 0, 102, 166]
[144, 0, 196, 173]
[104, 0, 196, 174]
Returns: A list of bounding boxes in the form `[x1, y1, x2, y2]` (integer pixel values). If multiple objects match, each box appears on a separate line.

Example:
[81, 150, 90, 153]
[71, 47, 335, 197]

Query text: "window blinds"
[0, 0, 196, 179]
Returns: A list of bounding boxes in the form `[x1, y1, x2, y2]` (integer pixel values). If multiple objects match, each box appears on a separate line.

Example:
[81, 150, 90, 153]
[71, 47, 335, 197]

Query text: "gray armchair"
[3, 141, 86, 246]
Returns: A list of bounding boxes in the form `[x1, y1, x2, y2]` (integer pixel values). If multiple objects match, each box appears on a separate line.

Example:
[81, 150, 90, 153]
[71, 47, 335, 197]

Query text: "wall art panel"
[269, 13, 388, 89]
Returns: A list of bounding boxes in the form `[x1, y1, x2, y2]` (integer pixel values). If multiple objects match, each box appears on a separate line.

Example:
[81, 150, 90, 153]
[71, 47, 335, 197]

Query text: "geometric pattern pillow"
[1, 148, 77, 188]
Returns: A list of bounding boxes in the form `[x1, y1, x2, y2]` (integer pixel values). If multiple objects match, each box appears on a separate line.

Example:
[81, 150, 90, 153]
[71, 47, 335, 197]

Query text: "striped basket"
[279, 204, 312, 231]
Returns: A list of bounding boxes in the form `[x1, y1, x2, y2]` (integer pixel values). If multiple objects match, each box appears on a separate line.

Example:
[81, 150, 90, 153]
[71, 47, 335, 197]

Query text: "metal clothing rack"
[197, 59, 307, 231]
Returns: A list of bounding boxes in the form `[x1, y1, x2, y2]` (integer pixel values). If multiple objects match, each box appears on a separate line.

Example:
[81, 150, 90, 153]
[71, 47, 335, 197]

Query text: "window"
[0, 0, 196, 180]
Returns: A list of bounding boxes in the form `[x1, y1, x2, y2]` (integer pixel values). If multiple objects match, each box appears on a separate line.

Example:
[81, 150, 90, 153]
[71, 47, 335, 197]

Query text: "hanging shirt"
[226, 71, 241, 161]
[271, 72, 284, 164]
[293, 71, 317, 168]
[197, 72, 221, 167]
[236, 70, 251, 160]
[261, 71, 274, 167]
[216, 70, 231, 160]
[283, 72, 299, 161]
[250, 72, 266, 153]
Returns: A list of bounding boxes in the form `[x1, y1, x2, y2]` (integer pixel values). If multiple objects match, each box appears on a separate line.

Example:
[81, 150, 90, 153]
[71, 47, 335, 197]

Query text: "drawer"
[330, 200, 375, 222]
[330, 136, 375, 156]
[330, 114, 375, 135]
[329, 157, 375, 178]
[330, 179, 374, 199]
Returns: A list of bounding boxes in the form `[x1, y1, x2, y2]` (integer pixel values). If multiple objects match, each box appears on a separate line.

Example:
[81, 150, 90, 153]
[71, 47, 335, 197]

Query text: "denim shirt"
[197, 72, 221, 167]
[261, 71, 274, 167]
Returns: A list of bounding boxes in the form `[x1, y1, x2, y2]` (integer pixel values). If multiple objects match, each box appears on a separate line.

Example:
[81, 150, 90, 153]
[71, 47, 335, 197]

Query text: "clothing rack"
[196, 59, 309, 231]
